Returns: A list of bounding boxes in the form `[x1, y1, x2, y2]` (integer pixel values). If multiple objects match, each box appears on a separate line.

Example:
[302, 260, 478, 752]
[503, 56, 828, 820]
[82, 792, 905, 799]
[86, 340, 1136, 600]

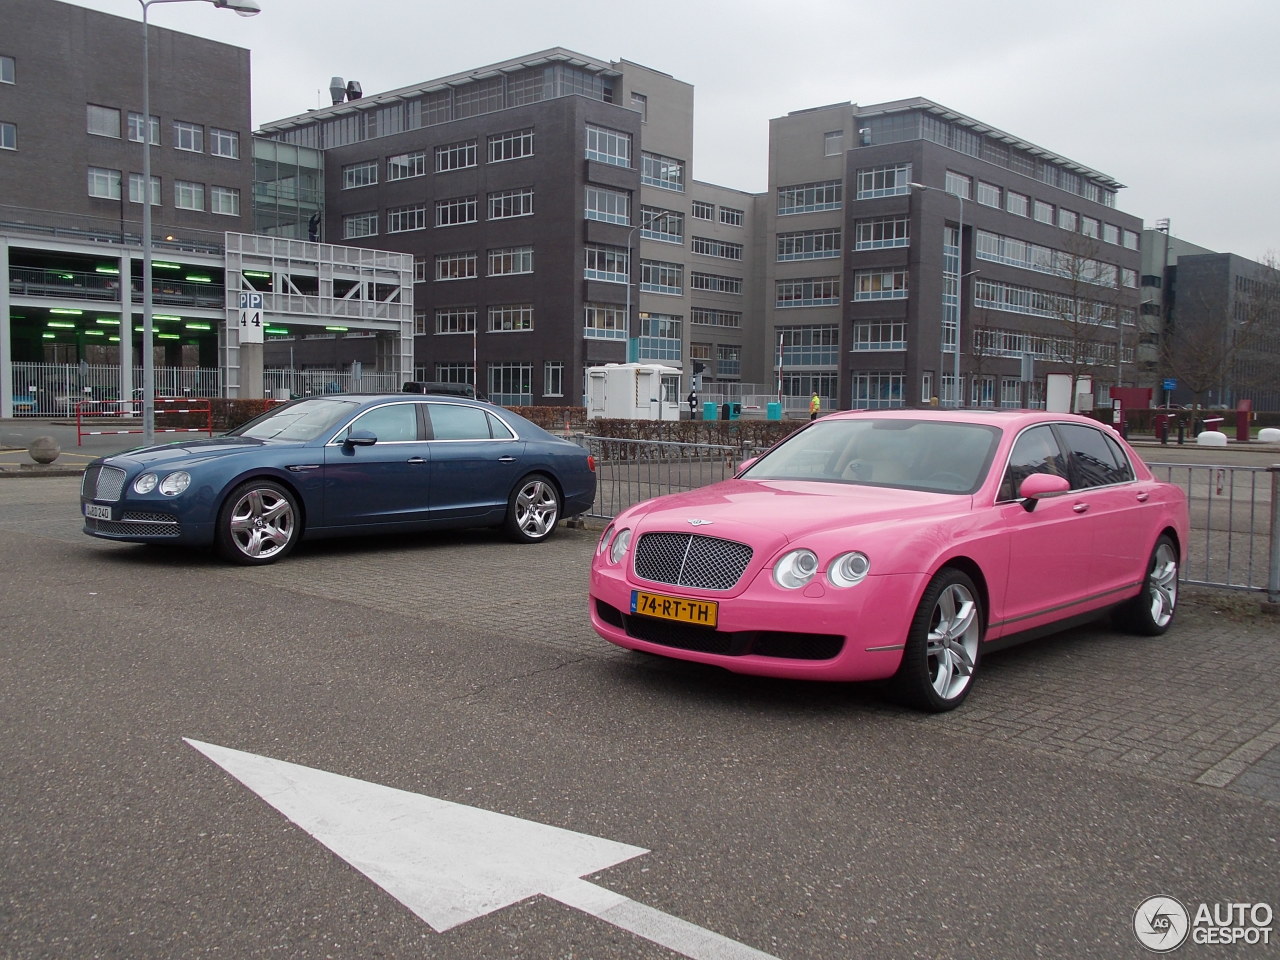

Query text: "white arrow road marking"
[185, 739, 781, 960]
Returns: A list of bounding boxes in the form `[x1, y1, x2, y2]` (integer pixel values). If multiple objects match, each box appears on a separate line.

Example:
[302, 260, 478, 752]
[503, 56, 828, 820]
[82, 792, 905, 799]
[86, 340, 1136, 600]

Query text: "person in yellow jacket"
[809, 393, 821, 420]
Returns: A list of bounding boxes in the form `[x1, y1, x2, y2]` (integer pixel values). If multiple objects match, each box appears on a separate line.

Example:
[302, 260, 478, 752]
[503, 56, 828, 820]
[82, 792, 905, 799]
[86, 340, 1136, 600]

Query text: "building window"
[488, 128, 534, 163]
[435, 252, 477, 281]
[691, 200, 714, 220]
[388, 151, 426, 180]
[718, 206, 744, 227]
[716, 344, 742, 376]
[435, 139, 477, 172]
[641, 152, 685, 192]
[343, 211, 377, 239]
[488, 363, 533, 406]
[388, 204, 427, 232]
[776, 277, 840, 307]
[584, 303, 627, 340]
[778, 325, 839, 365]
[87, 104, 121, 138]
[127, 112, 159, 144]
[1121, 267, 1138, 288]
[173, 120, 204, 153]
[435, 307, 476, 334]
[544, 361, 565, 397]
[488, 186, 534, 220]
[209, 128, 239, 159]
[641, 260, 683, 295]
[87, 166, 121, 200]
[129, 173, 161, 204]
[780, 179, 843, 212]
[1058, 208, 1078, 232]
[852, 321, 907, 351]
[584, 244, 628, 283]
[0, 121, 14, 151]
[342, 160, 378, 189]
[853, 269, 908, 300]
[630, 92, 648, 122]
[413, 257, 428, 283]
[691, 307, 741, 328]
[853, 218, 908, 250]
[1123, 229, 1140, 251]
[174, 180, 205, 211]
[210, 185, 240, 216]
[690, 272, 743, 294]
[434, 362, 476, 386]
[1102, 223, 1120, 245]
[1006, 191, 1029, 217]
[585, 124, 631, 167]
[855, 164, 910, 200]
[0, 55, 13, 84]
[1033, 200, 1054, 224]
[780, 227, 844, 259]
[853, 372, 905, 409]
[692, 237, 743, 260]
[944, 170, 972, 199]
[976, 181, 1001, 207]
[1081, 216, 1100, 238]
[637, 313, 682, 363]
[414, 311, 428, 335]
[824, 130, 844, 156]
[640, 207, 682, 242]
[584, 185, 629, 225]
[488, 246, 533, 276]
[488, 304, 533, 332]
[436, 195, 478, 226]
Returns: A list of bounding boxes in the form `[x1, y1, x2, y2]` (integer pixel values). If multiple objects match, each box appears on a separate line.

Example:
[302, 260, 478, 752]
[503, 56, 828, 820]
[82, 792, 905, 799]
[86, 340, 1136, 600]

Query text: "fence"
[578, 436, 1280, 601]
[9, 362, 221, 415]
[262, 367, 400, 398]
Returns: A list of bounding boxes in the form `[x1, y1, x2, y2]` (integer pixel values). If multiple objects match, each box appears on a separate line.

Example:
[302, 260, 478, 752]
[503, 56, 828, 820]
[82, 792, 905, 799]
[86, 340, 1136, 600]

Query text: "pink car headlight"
[774, 549, 819, 589]
[828, 551, 871, 588]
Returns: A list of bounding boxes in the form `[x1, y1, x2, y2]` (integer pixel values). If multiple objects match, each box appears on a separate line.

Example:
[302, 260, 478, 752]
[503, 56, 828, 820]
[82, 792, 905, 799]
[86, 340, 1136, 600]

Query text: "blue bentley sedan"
[80, 394, 597, 564]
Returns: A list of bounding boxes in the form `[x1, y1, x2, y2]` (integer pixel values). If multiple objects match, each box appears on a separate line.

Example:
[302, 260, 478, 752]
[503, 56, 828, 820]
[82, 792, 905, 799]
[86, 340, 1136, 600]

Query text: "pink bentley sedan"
[589, 410, 1189, 712]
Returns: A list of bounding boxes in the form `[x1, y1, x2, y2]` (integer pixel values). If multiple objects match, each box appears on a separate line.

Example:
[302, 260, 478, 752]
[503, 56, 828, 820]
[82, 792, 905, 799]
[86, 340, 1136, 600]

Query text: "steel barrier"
[578, 436, 1280, 601]
[76, 398, 213, 445]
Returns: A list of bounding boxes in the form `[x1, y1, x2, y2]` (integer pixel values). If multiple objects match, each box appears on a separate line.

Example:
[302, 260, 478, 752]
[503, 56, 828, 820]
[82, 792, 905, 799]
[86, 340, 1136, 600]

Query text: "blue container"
[703, 401, 718, 421]
[766, 402, 782, 420]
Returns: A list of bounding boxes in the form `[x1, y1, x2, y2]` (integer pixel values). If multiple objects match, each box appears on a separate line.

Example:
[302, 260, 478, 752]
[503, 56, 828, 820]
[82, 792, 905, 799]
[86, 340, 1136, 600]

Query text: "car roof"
[827, 408, 1108, 430]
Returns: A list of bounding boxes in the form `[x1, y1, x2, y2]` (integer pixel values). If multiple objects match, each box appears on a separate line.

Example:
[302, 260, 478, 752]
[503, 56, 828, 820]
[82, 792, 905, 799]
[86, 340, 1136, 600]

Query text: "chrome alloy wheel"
[510, 476, 560, 542]
[925, 581, 980, 701]
[1146, 540, 1179, 629]
[226, 485, 296, 561]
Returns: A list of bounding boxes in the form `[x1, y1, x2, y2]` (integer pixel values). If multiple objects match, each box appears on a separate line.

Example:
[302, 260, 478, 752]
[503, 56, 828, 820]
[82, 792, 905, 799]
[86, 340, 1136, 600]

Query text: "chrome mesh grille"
[85, 515, 180, 538]
[633, 533, 753, 591]
[82, 465, 127, 502]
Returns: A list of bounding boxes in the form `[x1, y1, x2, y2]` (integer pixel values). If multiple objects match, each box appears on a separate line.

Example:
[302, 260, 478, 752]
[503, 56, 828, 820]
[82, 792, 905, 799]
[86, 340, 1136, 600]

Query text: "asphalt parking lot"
[0, 464, 1277, 959]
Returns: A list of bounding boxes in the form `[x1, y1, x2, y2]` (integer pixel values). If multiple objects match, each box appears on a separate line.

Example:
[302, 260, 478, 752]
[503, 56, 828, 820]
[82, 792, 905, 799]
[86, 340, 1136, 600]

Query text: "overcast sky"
[73, 0, 1278, 261]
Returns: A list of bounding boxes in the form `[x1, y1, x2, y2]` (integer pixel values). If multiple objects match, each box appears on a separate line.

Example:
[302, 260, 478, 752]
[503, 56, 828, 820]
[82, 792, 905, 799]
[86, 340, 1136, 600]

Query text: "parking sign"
[237, 292, 264, 344]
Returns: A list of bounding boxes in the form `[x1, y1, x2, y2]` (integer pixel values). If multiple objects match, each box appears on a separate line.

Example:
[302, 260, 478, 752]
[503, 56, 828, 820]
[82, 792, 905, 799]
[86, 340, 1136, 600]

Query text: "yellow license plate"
[630, 590, 718, 628]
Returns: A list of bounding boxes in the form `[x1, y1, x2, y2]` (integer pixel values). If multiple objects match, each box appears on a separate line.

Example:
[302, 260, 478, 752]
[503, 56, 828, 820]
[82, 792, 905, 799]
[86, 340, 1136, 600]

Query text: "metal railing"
[578, 436, 1280, 601]
[9, 362, 221, 415]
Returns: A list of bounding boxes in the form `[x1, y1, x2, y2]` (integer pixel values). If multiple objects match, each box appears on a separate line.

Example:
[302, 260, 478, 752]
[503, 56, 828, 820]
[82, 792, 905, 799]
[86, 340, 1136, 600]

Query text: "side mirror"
[1018, 472, 1070, 511]
[735, 456, 757, 476]
[344, 429, 378, 448]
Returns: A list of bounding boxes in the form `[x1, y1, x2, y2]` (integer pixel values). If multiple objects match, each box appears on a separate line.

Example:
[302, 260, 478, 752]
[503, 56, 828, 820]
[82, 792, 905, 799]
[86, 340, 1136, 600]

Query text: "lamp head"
[214, 0, 261, 16]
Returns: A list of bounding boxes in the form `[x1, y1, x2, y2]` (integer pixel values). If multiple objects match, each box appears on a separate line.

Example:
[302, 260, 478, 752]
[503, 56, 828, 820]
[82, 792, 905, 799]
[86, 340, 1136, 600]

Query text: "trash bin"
[766, 402, 782, 421]
[703, 401, 718, 421]
[728, 402, 742, 420]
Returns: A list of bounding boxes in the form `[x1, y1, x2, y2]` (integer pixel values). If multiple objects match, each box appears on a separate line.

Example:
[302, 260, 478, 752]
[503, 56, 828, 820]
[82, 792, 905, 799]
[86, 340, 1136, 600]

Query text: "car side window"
[1000, 426, 1068, 501]
[1057, 423, 1134, 489]
[347, 403, 419, 442]
[427, 403, 495, 441]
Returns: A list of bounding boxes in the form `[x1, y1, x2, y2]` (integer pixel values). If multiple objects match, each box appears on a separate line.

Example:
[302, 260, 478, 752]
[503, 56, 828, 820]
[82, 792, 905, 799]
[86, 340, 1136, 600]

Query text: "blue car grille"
[82, 465, 127, 502]
[85, 512, 181, 538]
[633, 532, 753, 591]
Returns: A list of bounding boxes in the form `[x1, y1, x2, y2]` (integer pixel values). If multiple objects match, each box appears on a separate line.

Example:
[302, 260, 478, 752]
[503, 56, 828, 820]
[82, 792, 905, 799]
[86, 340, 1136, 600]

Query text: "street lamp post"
[137, 0, 260, 446]
[624, 210, 674, 347]
[910, 182, 966, 407]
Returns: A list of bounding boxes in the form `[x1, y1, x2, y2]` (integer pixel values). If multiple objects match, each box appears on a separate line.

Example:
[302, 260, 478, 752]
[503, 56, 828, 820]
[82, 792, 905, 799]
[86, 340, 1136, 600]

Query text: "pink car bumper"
[589, 564, 929, 682]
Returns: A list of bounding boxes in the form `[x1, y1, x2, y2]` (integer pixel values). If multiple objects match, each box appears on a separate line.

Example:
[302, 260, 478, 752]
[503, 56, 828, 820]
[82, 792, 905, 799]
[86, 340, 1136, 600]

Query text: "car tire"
[503, 473, 561, 543]
[891, 568, 983, 712]
[1112, 535, 1178, 636]
[215, 479, 299, 565]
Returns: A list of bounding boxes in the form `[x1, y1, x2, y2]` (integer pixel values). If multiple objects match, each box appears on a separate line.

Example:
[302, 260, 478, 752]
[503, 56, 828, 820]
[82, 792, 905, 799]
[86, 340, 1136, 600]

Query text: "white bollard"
[1196, 430, 1228, 447]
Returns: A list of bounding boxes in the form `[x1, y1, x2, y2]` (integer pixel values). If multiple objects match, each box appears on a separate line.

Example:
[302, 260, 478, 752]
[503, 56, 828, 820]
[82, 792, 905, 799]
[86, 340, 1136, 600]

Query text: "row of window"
[86, 104, 240, 158]
[415, 304, 535, 334]
[86, 166, 240, 214]
[342, 129, 535, 188]
[344, 187, 535, 238]
[974, 229, 1138, 288]
[412, 361, 563, 401]
[691, 200, 745, 226]
[975, 277, 1137, 327]
[423, 246, 535, 281]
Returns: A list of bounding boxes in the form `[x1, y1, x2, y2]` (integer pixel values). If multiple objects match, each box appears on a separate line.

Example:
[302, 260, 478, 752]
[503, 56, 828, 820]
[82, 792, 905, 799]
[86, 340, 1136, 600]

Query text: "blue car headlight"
[133, 473, 158, 494]
[158, 471, 191, 496]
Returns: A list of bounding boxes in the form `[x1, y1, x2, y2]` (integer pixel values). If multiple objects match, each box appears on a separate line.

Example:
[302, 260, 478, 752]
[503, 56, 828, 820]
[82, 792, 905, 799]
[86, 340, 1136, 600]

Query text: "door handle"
[1072, 503, 1089, 514]
[406, 457, 426, 464]
[498, 456, 517, 462]
[1136, 492, 1149, 502]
